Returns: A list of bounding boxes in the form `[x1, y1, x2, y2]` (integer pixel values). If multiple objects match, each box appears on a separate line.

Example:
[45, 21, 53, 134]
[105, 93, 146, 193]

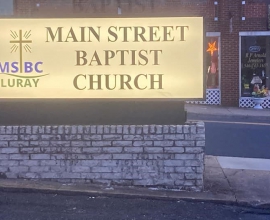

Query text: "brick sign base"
[0, 122, 205, 191]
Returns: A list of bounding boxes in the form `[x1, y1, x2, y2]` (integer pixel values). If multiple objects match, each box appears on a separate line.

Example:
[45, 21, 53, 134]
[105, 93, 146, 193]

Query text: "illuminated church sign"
[0, 17, 204, 99]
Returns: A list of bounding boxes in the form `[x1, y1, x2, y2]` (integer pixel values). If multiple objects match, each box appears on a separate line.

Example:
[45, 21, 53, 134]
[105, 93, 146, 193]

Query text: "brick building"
[1, 0, 270, 108]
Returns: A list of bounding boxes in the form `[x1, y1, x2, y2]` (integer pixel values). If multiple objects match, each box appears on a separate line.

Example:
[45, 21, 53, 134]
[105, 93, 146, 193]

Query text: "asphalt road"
[188, 115, 270, 159]
[205, 121, 270, 159]
[0, 191, 270, 220]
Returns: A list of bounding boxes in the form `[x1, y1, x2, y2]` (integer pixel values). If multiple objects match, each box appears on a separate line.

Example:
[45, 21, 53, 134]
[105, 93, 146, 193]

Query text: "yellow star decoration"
[207, 41, 218, 56]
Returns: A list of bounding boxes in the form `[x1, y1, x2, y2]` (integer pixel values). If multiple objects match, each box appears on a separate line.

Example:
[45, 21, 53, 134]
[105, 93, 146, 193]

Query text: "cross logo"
[10, 30, 32, 73]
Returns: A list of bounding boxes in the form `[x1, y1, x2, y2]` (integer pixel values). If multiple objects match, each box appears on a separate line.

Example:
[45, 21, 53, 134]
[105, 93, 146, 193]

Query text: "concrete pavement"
[186, 104, 270, 122]
[204, 156, 270, 208]
[0, 104, 270, 208]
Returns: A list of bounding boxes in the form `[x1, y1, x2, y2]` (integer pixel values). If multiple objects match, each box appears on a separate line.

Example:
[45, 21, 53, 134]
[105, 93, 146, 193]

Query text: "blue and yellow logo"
[0, 30, 48, 88]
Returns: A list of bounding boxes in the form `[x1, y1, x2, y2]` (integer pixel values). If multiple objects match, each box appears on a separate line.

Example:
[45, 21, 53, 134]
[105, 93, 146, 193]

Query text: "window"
[206, 35, 220, 89]
[241, 36, 270, 97]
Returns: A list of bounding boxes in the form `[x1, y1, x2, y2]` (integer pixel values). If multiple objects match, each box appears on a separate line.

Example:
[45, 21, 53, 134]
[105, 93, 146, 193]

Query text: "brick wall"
[219, 0, 241, 106]
[14, 0, 31, 17]
[13, 0, 216, 30]
[0, 122, 205, 191]
[245, 1, 267, 18]
[242, 1, 268, 31]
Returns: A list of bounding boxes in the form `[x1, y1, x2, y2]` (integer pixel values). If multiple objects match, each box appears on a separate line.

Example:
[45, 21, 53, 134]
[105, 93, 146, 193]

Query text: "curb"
[0, 185, 237, 206]
[0, 181, 269, 209]
[187, 112, 270, 123]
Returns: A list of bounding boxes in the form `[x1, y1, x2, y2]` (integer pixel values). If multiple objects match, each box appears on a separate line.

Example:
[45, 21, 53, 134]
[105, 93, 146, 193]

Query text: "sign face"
[0, 17, 204, 99]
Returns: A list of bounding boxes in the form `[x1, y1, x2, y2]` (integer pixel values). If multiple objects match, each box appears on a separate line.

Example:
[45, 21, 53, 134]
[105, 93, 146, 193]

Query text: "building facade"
[1, 0, 270, 108]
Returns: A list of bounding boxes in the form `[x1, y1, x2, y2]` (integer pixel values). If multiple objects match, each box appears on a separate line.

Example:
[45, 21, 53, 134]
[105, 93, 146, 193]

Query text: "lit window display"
[206, 37, 219, 89]
[241, 36, 270, 97]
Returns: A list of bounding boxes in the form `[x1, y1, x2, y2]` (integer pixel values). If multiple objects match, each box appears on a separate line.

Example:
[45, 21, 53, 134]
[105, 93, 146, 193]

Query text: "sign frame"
[0, 16, 206, 102]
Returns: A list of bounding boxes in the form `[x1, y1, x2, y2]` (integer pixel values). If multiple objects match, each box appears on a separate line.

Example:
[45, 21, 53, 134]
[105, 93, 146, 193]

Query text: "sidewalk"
[185, 103, 270, 122]
[1, 156, 269, 208]
[204, 156, 270, 208]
